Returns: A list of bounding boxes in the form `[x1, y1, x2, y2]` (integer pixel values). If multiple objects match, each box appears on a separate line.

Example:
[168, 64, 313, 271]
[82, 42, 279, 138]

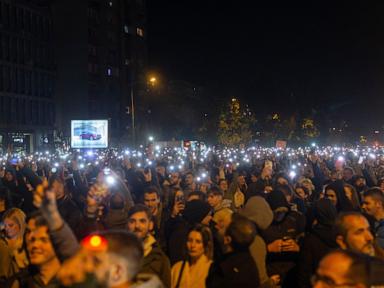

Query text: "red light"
[81, 235, 108, 251]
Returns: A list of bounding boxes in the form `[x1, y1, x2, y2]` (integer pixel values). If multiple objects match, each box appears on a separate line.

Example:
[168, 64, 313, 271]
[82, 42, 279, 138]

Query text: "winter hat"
[266, 190, 290, 211]
[183, 200, 212, 224]
[240, 196, 273, 230]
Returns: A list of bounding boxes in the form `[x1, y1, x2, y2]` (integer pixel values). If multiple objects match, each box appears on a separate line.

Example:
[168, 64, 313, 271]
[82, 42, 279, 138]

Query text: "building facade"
[52, 0, 148, 146]
[0, 0, 55, 153]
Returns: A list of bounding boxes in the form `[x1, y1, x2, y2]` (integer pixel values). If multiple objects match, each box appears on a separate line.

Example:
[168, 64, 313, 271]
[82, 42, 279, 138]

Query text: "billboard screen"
[71, 120, 108, 148]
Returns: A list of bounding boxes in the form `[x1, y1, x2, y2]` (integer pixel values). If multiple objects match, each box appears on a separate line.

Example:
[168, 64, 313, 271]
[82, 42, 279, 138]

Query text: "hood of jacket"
[240, 196, 273, 230]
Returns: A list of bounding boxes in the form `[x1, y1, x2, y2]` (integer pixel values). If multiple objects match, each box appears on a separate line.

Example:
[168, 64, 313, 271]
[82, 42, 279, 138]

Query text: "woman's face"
[174, 190, 184, 203]
[295, 188, 306, 200]
[187, 231, 205, 260]
[344, 186, 353, 201]
[4, 218, 20, 239]
[302, 181, 312, 191]
[326, 189, 337, 206]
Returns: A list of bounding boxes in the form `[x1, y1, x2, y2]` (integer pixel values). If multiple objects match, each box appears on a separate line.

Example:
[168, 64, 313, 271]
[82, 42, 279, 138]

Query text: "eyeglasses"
[311, 273, 357, 288]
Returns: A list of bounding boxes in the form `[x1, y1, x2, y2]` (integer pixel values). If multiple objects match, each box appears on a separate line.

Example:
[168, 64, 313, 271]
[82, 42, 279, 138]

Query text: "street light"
[149, 77, 157, 86]
[130, 74, 158, 147]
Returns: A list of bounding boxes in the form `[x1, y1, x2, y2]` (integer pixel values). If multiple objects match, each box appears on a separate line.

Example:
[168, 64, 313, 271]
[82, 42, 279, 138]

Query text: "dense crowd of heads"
[1, 144, 384, 287]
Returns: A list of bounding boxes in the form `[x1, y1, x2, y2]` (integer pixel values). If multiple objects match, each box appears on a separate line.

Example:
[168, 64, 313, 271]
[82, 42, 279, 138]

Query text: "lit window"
[124, 25, 129, 33]
[136, 27, 144, 37]
[109, 1, 113, 7]
[107, 68, 112, 76]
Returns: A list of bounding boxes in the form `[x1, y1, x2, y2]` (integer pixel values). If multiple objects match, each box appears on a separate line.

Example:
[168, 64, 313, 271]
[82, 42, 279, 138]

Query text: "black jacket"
[297, 226, 338, 288]
[206, 251, 260, 288]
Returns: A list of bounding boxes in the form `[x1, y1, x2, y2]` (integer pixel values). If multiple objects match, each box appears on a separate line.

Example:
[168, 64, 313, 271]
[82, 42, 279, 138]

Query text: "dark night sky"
[147, 1, 384, 130]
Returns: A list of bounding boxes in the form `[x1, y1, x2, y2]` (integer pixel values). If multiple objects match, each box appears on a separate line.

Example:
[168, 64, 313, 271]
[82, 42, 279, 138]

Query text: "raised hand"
[33, 180, 64, 231]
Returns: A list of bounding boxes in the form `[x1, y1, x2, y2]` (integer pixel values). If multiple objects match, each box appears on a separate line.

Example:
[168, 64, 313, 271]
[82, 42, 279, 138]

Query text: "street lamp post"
[130, 83, 136, 147]
[129, 75, 157, 147]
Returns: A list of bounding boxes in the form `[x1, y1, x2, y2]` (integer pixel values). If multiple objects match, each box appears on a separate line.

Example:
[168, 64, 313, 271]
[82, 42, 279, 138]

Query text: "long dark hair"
[166, 187, 184, 212]
[325, 180, 354, 212]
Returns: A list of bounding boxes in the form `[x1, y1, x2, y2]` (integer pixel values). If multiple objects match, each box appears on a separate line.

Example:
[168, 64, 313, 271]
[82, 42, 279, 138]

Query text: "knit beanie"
[183, 200, 212, 224]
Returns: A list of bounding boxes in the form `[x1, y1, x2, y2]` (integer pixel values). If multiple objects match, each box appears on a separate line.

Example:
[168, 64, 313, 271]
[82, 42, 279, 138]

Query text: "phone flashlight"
[105, 175, 115, 185]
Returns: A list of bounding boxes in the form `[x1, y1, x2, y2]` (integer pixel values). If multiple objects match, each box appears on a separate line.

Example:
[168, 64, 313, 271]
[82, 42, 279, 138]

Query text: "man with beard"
[58, 231, 163, 288]
[353, 176, 368, 196]
[362, 188, 384, 249]
[312, 250, 384, 288]
[127, 204, 171, 287]
[32, 177, 161, 288]
[334, 212, 383, 258]
[182, 172, 196, 197]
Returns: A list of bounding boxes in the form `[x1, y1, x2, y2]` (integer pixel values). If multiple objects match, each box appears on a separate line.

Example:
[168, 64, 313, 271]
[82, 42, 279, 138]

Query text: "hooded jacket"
[241, 196, 275, 287]
[261, 190, 306, 286]
[297, 199, 338, 288]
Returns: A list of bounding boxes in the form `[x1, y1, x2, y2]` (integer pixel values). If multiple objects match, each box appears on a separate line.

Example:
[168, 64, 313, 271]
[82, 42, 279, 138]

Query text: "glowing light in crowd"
[106, 175, 115, 185]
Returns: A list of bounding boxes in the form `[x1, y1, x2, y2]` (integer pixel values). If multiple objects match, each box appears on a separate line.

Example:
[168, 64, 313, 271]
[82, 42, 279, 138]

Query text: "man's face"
[207, 193, 222, 208]
[170, 172, 180, 185]
[343, 169, 353, 181]
[52, 180, 65, 199]
[362, 196, 381, 219]
[127, 211, 153, 240]
[219, 180, 228, 192]
[5, 171, 13, 182]
[355, 178, 366, 188]
[25, 219, 57, 266]
[337, 216, 375, 256]
[185, 174, 194, 185]
[156, 166, 165, 177]
[143, 192, 159, 216]
[313, 253, 354, 288]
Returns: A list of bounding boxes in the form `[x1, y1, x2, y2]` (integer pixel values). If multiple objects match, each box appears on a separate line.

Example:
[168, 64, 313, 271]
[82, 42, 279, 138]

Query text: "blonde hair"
[2, 208, 26, 246]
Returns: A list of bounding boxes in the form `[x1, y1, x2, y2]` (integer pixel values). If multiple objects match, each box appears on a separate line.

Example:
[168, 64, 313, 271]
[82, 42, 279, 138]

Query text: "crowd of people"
[1, 144, 384, 287]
